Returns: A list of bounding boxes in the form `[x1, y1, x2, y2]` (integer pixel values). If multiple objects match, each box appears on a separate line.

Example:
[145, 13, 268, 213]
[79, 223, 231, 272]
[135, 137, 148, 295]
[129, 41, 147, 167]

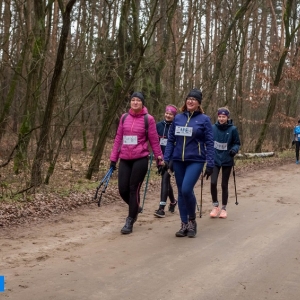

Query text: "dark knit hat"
[186, 88, 202, 104]
[131, 92, 145, 105]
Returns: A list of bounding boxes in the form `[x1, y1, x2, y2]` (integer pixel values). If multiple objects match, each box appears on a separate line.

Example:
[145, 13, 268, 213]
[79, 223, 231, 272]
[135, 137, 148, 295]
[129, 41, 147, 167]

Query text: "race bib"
[175, 126, 193, 137]
[160, 138, 168, 146]
[123, 135, 138, 145]
[214, 141, 227, 150]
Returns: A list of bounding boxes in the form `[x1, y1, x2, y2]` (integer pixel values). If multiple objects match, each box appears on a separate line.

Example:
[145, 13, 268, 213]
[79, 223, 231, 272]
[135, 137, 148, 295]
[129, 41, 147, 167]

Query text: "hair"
[180, 103, 204, 114]
[298, 119, 300, 124]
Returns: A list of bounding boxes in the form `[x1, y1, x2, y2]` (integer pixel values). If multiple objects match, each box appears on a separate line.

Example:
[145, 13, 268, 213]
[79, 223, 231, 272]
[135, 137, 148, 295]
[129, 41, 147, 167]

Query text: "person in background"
[163, 89, 214, 238]
[209, 107, 241, 219]
[110, 92, 164, 234]
[292, 120, 300, 164]
[154, 105, 178, 218]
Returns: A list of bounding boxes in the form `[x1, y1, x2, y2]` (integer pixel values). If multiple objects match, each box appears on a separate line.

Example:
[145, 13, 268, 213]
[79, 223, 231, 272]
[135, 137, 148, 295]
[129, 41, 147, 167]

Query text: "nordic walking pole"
[94, 167, 114, 207]
[199, 172, 204, 217]
[196, 188, 200, 212]
[141, 153, 154, 211]
[232, 162, 238, 205]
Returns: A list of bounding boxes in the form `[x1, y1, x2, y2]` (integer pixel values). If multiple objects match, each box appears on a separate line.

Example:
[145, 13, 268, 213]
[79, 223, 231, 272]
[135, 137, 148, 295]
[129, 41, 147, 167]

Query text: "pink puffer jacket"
[110, 107, 163, 163]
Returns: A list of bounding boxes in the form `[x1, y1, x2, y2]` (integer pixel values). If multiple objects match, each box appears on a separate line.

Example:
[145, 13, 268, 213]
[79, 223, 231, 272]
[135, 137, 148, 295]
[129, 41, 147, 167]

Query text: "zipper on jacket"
[182, 112, 193, 161]
[129, 117, 136, 160]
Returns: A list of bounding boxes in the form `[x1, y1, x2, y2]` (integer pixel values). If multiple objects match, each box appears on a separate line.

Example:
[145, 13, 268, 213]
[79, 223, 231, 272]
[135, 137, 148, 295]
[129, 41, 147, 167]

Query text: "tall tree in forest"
[30, 0, 78, 187]
[13, 0, 47, 174]
[203, 0, 253, 112]
[86, 0, 159, 179]
[255, 0, 300, 152]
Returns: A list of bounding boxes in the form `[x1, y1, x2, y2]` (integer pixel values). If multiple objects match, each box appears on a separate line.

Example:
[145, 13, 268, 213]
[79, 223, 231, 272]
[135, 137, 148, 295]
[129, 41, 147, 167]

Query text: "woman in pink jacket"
[110, 92, 163, 234]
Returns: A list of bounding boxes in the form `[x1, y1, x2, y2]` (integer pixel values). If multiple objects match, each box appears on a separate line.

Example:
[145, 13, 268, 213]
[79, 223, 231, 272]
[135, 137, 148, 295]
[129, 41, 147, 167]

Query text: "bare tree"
[255, 0, 300, 152]
[30, 0, 78, 187]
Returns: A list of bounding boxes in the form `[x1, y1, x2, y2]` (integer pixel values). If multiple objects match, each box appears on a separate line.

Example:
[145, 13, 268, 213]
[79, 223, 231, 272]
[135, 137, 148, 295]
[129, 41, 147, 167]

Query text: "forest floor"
[1, 149, 300, 299]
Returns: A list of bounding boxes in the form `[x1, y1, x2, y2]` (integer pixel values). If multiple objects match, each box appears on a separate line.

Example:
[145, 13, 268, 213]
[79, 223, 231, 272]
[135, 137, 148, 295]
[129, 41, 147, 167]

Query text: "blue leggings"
[173, 161, 204, 223]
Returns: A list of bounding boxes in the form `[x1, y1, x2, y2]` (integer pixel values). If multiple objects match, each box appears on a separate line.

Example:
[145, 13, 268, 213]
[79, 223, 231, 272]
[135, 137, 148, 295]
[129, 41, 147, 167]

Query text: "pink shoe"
[210, 206, 220, 218]
[219, 209, 227, 219]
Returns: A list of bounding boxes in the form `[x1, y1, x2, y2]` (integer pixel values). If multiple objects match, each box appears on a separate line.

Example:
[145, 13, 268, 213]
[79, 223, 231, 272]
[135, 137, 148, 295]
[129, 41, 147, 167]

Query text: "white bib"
[214, 141, 227, 150]
[175, 126, 193, 137]
[123, 135, 138, 145]
[160, 138, 168, 146]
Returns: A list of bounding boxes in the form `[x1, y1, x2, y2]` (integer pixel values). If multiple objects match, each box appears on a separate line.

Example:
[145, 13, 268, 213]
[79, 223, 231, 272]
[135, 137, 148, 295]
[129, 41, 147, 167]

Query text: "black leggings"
[118, 157, 148, 219]
[210, 165, 232, 206]
[295, 141, 299, 161]
[159, 161, 176, 208]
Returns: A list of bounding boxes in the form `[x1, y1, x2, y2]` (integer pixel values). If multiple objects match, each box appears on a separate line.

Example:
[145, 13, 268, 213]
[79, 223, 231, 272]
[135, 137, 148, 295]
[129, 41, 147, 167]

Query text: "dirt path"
[1, 163, 300, 300]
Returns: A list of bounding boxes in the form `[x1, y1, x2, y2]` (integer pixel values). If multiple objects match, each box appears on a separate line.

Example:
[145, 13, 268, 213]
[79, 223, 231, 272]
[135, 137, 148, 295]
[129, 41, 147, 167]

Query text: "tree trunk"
[203, 0, 253, 111]
[30, 0, 78, 187]
[255, 0, 300, 152]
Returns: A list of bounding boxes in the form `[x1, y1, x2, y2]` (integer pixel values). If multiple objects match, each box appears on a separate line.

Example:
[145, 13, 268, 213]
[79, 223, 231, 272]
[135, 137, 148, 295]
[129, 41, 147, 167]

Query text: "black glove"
[229, 149, 237, 157]
[204, 167, 214, 180]
[163, 161, 169, 171]
[157, 165, 165, 175]
[292, 140, 295, 146]
[110, 161, 117, 170]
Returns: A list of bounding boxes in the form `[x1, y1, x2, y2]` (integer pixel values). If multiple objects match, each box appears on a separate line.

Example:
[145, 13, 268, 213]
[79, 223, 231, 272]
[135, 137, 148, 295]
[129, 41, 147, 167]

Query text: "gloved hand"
[292, 140, 295, 146]
[110, 161, 117, 170]
[204, 167, 214, 180]
[229, 149, 237, 157]
[163, 161, 169, 171]
[157, 165, 165, 175]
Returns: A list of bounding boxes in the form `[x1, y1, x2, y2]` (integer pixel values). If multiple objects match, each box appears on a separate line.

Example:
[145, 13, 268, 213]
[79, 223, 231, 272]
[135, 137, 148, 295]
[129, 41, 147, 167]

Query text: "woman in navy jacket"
[209, 107, 241, 219]
[163, 89, 214, 238]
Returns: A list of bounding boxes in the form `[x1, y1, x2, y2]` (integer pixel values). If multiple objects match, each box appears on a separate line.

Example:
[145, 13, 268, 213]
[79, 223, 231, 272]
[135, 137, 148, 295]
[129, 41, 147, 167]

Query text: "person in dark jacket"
[163, 89, 214, 238]
[292, 119, 300, 164]
[154, 105, 178, 218]
[110, 92, 164, 235]
[209, 107, 241, 219]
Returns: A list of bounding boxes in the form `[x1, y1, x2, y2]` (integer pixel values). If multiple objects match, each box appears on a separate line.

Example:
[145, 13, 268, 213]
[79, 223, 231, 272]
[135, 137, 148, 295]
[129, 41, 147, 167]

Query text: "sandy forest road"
[1, 163, 300, 300]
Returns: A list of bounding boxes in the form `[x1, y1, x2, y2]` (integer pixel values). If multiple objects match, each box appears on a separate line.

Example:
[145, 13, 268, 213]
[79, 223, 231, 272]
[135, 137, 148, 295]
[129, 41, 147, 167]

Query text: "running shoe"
[219, 209, 227, 219]
[168, 200, 177, 213]
[154, 209, 165, 218]
[210, 206, 220, 218]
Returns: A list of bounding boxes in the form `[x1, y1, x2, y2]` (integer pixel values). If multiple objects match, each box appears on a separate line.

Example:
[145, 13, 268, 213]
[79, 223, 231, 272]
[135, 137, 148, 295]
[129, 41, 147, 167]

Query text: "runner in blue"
[292, 120, 300, 164]
[163, 89, 214, 238]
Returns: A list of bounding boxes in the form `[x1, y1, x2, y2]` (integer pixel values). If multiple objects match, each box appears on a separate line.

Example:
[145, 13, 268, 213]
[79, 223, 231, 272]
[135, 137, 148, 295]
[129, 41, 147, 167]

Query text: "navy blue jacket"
[156, 120, 172, 154]
[164, 111, 214, 169]
[213, 119, 240, 167]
